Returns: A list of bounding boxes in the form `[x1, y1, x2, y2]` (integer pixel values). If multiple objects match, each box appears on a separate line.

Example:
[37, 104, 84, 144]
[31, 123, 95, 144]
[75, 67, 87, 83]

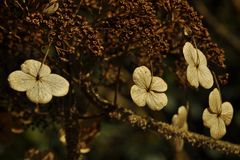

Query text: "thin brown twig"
[37, 42, 52, 77]
[114, 66, 121, 106]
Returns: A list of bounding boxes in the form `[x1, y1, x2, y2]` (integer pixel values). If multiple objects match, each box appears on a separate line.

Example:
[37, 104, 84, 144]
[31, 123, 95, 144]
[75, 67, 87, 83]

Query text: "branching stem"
[83, 79, 240, 156]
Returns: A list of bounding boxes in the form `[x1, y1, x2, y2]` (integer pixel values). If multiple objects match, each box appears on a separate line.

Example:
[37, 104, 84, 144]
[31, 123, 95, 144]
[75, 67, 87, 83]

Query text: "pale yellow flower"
[172, 106, 188, 152]
[130, 66, 168, 111]
[183, 42, 213, 89]
[202, 88, 233, 139]
[8, 59, 69, 104]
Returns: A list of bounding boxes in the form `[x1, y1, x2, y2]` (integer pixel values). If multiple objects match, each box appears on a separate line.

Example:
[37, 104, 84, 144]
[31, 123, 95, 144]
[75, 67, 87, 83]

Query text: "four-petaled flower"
[130, 66, 168, 111]
[8, 59, 69, 104]
[172, 106, 188, 152]
[202, 88, 233, 139]
[183, 42, 213, 89]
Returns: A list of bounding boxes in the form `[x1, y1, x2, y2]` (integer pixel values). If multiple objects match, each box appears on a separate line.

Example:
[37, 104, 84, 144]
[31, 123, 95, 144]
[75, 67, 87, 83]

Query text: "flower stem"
[37, 42, 52, 77]
[212, 71, 223, 105]
[114, 66, 121, 106]
[192, 36, 200, 66]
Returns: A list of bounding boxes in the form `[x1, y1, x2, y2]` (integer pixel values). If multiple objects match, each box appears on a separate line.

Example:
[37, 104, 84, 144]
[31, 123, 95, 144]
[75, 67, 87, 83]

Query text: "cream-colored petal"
[21, 59, 51, 77]
[196, 48, 207, 65]
[146, 91, 168, 111]
[41, 74, 69, 96]
[183, 122, 188, 131]
[8, 71, 36, 92]
[172, 119, 188, 131]
[172, 106, 188, 129]
[178, 106, 188, 123]
[150, 76, 167, 92]
[178, 106, 188, 127]
[172, 114, 179, 126]
[132, 66, 151, 89]
[202, 108, 217, 128]
[209, 88, 221, 113]
[198, 65, 213, 89]
[172, 106, 188, 152]
[183, 42, 198, 65]
[187, 65, 199, 88]
[26, 81, 52, 104]
[43, 1, 59, 14]
[220, 102, 233, 125]
[130, 85, 147, 107]
[210, 118, 226, 139]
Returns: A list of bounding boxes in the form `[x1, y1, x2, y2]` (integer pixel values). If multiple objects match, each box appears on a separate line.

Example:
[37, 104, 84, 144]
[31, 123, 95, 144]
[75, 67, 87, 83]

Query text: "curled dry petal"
[21, 59, 51, 77]
[209, 88, 221, 113]
[172, 106, 188, 152]
[130, 85, 147, 107]
[8, 71, 36, 91]
[220, 102, 233, 125]
[42, 74, 69, 97]
[43, 0, 59, 14]
[172, 106, 188, 129]
[172, 114, 178, 126]
[132, 66, 151, 90]
[146, 91, 168, 111]
[178, 106, 188, 123]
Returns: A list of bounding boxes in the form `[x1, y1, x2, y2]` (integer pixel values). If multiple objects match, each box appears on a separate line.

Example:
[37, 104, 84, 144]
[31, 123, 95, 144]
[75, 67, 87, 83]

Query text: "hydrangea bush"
[0, 0, 239, 160]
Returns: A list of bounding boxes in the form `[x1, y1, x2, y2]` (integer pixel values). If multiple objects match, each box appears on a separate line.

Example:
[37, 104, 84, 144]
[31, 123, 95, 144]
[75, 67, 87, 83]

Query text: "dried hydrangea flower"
[172, 106, 188, 152]
[8, 59, 69, 104]
[183, 42, 213, 89]
[202, 88, 233, 139]
[42, 0, 59, 14]
[130, 66, 168, 111]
